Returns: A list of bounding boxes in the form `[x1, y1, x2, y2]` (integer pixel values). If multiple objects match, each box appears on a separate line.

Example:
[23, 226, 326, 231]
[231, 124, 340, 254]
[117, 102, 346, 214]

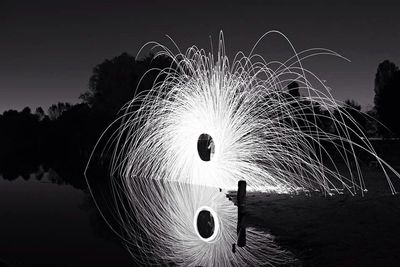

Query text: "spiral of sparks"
[85, 31, 400, 266]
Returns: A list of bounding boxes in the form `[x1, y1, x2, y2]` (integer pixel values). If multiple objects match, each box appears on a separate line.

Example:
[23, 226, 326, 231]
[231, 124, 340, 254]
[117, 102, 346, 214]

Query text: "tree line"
[0, 53, 399, 182]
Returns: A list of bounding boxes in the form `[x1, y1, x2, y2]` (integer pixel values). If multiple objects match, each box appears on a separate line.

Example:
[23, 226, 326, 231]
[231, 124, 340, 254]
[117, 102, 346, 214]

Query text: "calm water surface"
[0, 169, 132, 266]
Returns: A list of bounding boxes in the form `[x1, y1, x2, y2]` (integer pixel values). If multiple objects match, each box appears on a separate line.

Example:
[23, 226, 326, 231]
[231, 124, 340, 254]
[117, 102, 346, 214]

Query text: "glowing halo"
[193, 205, 220, 242]
[84, 31, 400, 266]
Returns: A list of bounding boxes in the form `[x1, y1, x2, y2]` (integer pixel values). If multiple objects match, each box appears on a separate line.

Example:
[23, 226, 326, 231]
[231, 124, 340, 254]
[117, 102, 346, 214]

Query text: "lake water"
[0, 169, 132, 266]
[2, 154, 400, 266]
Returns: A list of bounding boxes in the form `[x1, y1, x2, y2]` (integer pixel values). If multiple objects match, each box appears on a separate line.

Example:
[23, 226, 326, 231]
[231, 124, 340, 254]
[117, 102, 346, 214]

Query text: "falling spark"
[85, 31, 400, 266]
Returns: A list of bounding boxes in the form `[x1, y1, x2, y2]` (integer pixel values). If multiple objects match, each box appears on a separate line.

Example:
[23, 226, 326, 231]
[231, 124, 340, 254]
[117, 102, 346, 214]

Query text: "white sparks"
[85, 31, 400, 266]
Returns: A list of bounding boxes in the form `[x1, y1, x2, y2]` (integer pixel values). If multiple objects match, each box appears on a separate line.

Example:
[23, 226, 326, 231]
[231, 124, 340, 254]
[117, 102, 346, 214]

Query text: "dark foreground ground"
[229, 165, 400, 266]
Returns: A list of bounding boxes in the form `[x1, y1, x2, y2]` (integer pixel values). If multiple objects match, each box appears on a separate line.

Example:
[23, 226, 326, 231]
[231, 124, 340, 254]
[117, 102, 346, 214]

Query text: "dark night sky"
[1, 0, 399, 112]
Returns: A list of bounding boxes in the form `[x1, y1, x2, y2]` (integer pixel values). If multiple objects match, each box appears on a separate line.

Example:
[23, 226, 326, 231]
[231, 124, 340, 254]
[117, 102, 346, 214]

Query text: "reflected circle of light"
[193, 205, 220, 243]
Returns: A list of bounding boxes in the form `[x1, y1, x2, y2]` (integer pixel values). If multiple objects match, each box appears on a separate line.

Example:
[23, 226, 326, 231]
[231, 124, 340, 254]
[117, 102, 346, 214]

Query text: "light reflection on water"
[0, 169, 132, 266]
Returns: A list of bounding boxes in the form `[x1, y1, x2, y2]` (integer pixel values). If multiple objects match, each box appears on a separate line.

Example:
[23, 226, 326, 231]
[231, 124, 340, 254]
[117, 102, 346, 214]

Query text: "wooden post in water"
[237, 180, 246, 247]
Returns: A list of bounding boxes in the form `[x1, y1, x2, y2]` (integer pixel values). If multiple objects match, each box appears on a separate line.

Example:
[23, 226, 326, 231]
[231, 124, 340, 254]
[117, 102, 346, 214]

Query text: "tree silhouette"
[374, 60, 400, 136]
[80, 52, 173, 117]
[0, 107, 42, 179]
[80, 53, 137, 114]
[287, 81, 300, 98]
[48, 102, 72, 120]
[35, 107, 45, 120]
[344, 99, 365, 127]
[341, 99, 368, 140]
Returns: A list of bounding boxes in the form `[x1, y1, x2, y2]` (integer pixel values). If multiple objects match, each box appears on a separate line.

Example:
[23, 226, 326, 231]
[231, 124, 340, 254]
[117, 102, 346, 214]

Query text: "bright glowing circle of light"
[193, 206, 219, 242]
[84, 31, 400, 266]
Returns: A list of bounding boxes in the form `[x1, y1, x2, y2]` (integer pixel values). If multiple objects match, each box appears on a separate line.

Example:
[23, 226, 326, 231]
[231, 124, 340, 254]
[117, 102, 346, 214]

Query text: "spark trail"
[85, 31, 400, 266]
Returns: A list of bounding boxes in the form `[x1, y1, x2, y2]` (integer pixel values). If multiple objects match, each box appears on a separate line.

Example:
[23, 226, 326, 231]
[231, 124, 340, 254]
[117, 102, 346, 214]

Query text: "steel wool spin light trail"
[85, 31, 400, 266]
